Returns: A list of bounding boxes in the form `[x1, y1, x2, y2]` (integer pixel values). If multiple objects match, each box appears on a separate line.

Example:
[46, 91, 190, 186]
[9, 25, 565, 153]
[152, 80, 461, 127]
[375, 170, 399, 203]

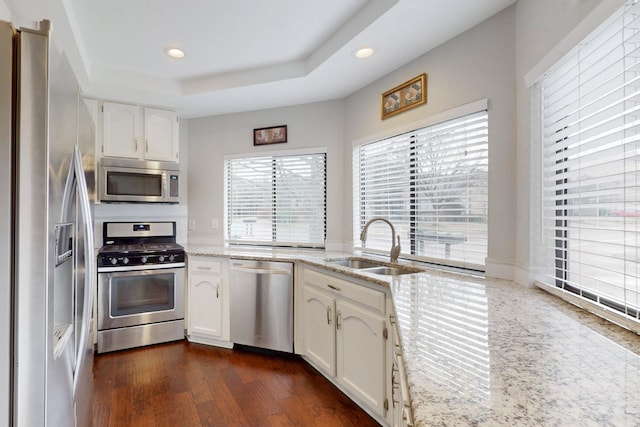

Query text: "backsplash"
[93, 203, 188, 248]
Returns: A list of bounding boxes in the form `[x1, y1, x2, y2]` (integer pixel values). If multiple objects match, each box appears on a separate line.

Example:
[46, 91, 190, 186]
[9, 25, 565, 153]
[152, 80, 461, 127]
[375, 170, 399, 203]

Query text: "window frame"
[224, 147, 327, 248]
[532, 1, 640, 332]
[353, 102, 489, 271]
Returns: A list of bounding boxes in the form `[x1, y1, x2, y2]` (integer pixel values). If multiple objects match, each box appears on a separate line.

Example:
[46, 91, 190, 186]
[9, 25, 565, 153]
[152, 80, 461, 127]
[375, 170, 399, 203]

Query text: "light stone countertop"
[185, 245, 640, 426]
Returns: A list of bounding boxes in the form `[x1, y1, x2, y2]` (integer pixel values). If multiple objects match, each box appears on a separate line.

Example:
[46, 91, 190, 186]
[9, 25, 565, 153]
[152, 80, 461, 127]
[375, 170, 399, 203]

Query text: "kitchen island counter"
[186, 245, 640, 426]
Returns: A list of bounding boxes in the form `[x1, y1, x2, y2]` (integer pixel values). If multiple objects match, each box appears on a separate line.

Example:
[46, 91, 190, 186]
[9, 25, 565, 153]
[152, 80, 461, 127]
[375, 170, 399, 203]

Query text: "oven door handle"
[98, 262, 185, 273]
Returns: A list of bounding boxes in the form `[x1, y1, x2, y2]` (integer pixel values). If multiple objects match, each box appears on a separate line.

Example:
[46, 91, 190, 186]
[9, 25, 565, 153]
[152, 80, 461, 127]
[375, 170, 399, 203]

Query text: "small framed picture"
[253, 125, 288, 146]
[381, 73, 427, 120]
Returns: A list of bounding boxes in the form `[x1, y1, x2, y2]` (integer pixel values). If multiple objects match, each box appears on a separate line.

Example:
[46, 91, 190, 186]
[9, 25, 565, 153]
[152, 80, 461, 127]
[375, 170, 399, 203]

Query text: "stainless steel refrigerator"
[0, 19, 96, 426]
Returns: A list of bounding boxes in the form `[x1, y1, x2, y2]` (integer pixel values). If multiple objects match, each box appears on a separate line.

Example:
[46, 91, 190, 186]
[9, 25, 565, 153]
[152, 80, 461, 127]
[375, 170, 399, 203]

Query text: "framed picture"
[253, 125, 288, 146]
[381, 73, 427, 120]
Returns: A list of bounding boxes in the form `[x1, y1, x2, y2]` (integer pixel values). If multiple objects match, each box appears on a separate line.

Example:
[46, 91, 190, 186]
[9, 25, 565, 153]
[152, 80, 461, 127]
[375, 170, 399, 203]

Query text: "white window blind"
[354, 110, 488, 269]
[537, 1, 640, 324]
[225, 152, 326, 247]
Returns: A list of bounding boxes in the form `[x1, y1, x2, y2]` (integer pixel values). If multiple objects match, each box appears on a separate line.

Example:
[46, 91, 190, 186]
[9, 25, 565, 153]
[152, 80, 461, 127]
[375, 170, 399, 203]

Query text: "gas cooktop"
[97, 221, 185, 268]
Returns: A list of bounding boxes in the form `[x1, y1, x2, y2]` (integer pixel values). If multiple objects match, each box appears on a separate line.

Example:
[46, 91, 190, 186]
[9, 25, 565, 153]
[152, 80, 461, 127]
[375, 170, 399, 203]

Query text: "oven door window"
[106, 171, 163, 197]
[110, 273, 174, 316]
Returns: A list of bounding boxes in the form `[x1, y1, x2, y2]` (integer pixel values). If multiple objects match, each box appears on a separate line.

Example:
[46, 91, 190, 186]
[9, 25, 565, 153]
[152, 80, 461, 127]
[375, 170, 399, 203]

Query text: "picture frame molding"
[253, 125, 288, 146]
[381, 73, 427, 120]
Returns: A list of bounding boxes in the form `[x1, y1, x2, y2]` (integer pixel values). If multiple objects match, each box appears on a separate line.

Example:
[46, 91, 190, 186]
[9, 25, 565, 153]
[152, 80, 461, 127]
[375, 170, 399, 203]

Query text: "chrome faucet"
[360, 217, 401, 263]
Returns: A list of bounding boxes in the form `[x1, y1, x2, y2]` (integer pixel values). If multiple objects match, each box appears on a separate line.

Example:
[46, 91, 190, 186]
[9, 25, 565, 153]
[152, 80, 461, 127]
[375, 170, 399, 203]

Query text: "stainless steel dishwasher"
[229, 259, 294, 352]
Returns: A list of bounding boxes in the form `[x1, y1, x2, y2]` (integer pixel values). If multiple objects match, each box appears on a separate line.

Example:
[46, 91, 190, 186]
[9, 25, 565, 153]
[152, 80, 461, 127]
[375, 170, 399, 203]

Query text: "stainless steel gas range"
[97, 221, 185, 353]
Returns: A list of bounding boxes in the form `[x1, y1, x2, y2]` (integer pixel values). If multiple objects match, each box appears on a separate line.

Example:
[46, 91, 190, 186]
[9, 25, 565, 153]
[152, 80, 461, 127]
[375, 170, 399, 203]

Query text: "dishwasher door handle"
[230, 265, 292, 275]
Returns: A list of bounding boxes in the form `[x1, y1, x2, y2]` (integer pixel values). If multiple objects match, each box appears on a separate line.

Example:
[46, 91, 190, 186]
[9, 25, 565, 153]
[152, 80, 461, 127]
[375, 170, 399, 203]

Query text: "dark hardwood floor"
[92, 340, 380, 427]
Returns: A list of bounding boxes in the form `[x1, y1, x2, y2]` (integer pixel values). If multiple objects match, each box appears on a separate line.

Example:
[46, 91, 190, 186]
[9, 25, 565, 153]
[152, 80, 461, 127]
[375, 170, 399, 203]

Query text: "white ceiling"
[10, 0, 516, 118]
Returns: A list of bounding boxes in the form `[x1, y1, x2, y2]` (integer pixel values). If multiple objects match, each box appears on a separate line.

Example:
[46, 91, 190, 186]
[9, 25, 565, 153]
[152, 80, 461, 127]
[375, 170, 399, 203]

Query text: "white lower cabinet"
[301, 267, 391, 424]
[336, 299, 387, 414]
[187, 257, 231, 347]
[302, 285, 335, 374]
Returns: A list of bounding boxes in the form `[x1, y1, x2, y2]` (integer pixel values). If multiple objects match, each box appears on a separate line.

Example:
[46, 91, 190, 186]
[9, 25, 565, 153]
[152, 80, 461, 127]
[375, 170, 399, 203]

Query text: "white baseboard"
[186, 334, 234, 349]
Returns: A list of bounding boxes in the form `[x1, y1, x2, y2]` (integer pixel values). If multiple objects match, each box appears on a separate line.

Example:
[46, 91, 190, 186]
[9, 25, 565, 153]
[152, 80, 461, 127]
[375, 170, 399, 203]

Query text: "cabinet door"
[188, 272, 223, 339]
[102, 102, 141, 159]
[336, 299, 386, 416]
[302, 285, 335, 376]
[144, 108, 179, 162]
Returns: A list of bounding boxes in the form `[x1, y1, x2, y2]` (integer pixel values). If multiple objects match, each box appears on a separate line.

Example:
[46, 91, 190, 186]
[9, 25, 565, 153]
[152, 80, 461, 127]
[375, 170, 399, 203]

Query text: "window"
[353, 108, 488, 270]
[225, 151, 326, 247]
[535, 1, 640, 328]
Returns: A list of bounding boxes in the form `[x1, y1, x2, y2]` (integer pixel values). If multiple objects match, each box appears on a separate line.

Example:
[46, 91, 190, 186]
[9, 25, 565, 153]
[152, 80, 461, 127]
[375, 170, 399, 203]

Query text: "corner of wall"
[325, 239, 351, 253]
[485, 259, 537, 288]
[484, 257, 515, 282]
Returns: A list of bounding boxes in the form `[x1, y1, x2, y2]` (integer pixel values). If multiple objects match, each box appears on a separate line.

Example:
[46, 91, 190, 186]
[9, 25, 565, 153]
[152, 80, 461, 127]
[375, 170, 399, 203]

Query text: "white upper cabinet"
[144, 107, 179, 162]
[101, 102, 141, 159]
[101, 102, 179, 162]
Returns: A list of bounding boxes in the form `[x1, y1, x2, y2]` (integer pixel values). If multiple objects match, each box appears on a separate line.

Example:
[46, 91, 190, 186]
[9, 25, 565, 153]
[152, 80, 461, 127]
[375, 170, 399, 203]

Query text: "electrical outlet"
[188, 219, 196, 230]
[211, 218, 219, 229]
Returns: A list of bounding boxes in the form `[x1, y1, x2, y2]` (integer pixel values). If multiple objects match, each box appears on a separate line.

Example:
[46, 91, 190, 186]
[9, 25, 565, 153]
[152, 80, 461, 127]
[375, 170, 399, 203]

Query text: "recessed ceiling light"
[165, 47, 185, 59]
[354, 47, 374, 59]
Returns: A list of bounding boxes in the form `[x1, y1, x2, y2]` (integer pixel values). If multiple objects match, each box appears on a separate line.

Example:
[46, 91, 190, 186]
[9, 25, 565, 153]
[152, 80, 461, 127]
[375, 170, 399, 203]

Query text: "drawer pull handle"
[327, 307, 332, 325]
[327, 284, 340, 291]
[197, 266, 211, 271]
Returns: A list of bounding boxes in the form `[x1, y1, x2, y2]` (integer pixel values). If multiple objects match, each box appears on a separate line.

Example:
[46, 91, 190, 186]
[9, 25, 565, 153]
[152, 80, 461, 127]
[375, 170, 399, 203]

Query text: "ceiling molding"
[5, 0, 516, 117]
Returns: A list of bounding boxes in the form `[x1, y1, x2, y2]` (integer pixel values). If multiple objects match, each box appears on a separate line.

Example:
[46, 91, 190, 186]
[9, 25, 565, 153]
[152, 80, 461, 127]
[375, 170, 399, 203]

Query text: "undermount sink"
[325, 257, 422, 276]
[362, 266, 419, 276]
[325, 258, 384, 269]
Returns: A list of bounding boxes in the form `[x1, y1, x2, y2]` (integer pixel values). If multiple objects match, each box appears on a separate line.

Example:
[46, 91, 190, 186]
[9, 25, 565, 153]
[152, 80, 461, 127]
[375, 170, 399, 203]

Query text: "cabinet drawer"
[189, 258, 221, 274]
[304, 269, 385, 314]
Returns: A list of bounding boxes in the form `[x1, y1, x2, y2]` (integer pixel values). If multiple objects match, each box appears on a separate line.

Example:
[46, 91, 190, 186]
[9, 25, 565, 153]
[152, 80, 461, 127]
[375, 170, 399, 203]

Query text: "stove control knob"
[169, 254, 175, 262]
[122, 257, 129, 265]
[159, 255, 165, 262]
[110, 257, 118, 265]
[141, 256, 148, 264]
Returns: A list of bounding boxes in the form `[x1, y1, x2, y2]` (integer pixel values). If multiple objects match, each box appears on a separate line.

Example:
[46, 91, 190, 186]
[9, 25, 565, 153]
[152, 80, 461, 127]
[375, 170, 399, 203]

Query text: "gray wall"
[186, 6, 517, 274]
[513, 0, 619, 284]
[1, 0, 628, 281]
[0, 1, 10, 20]
[187, 100, 345, 247]
[344, 6, 516, 279]
[186, 0, 620, 282]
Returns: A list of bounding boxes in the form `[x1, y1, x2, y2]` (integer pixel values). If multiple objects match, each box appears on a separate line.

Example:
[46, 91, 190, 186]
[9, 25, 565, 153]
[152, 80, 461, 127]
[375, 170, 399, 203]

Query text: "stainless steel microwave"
[98, 158, 180, 203]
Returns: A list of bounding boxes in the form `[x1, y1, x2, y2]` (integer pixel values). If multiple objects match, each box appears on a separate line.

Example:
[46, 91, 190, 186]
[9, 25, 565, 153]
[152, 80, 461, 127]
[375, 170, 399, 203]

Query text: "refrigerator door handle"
[74, 145, 94, 396]
[62, 145, 94, 396]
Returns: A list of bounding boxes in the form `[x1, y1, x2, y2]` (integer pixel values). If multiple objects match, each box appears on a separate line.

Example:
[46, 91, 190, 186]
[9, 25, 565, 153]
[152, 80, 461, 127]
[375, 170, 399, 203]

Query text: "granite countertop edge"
[184, 244, 486, 426]
[183, 244, 640, 427]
